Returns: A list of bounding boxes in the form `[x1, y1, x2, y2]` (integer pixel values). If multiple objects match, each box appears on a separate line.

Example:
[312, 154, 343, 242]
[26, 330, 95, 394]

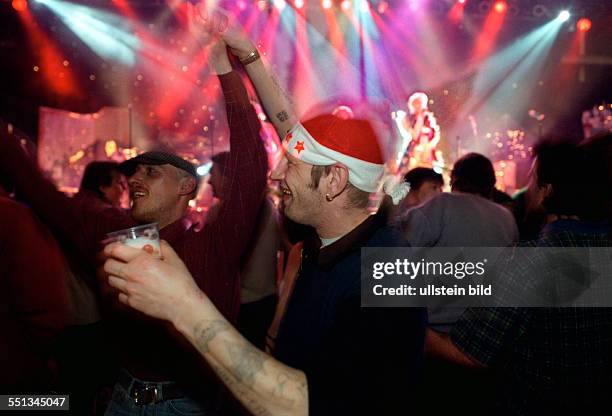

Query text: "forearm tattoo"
[225, 340, 266, 385]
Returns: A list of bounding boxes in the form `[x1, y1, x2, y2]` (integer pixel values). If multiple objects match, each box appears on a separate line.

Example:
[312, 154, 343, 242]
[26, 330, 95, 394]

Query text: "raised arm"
[104, 242, 308, 416]
[198, 26, 268, 273]
[197, 8, 297, 138]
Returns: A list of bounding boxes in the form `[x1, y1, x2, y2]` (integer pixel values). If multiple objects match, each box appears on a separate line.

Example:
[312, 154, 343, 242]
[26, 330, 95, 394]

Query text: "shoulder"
[0, 197, 37, 226]
[0, 198, 57, 250]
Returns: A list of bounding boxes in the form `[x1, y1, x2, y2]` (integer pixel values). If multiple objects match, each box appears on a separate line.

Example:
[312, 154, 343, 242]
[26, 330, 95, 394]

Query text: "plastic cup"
[106, 222, 161, 258]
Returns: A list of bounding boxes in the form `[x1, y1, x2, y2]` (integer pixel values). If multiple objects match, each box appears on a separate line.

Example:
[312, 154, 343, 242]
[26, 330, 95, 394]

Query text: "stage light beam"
[295, 0, 304, 8]
[558, 10, 570, 22]
[577, 18, 591, 32]
[360, 0, 370, 12]
[340, 0, 351, 11]
[322, 0, 332, 10]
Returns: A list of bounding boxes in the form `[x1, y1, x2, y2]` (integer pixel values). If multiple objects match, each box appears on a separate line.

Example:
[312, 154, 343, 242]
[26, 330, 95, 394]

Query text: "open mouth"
[130, 189, 148, 201]
[280, 184, 292, 198]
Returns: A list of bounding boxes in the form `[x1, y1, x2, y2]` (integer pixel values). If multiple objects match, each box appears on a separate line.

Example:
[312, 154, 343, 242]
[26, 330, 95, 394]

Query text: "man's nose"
[270, 159, 287, 181]
[128, 172, 143, 187]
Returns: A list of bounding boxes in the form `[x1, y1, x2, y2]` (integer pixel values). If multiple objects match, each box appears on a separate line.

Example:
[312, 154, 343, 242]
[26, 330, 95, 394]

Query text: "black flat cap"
[118, 151, 198, 179]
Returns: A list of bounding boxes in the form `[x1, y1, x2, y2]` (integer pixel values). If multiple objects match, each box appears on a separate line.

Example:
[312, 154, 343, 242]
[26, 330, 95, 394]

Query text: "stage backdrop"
[38, 106, 135, 192]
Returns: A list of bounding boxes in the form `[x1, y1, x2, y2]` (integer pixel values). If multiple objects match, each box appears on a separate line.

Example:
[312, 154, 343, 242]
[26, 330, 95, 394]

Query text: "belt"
[118, 371, 185, 405]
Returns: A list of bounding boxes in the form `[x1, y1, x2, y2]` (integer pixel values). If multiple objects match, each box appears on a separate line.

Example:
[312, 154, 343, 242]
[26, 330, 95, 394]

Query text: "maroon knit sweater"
[0, 71, 267, 388]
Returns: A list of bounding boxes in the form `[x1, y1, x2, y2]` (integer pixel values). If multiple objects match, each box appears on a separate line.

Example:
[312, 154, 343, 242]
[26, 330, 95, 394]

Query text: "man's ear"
[179, 176, 197, 196]
[325, 164, 350, 199]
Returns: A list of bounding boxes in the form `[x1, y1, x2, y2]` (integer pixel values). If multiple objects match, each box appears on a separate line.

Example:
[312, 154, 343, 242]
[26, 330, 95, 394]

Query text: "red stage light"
[12, 0, 28, 12]
[340, 0, 351, 11]
[577, 18, 592, 32]
[322, 0, 332, 10]
[493, 1, 507, 13]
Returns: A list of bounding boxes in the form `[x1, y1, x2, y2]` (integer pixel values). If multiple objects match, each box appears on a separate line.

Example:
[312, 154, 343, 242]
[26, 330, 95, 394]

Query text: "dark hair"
[532, 139, 581, 216]
[450, 153, 496, 198]
[404, 167, 443, 191]
[310, 165, 369, 209]
[492, 188, 512, 205]
[577, 133, 612, 222]
[80, 161, 121, 201]
[211, 151, 231, 169]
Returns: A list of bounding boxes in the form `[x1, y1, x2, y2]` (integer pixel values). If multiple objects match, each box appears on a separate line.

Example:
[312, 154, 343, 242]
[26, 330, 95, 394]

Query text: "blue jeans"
[104, 372, 218, 416]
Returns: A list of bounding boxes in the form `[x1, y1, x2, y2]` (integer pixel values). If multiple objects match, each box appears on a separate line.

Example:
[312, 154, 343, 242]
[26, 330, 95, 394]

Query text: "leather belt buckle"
[132, 384, 161, 405]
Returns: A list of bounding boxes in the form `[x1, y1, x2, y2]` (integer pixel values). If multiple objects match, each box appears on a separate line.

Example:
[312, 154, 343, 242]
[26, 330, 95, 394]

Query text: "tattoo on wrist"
[193, 320, 230, 353]
[276, 111, 289, 122]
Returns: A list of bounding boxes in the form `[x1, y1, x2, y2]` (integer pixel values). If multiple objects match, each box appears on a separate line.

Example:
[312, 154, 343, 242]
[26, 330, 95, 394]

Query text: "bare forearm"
[210, 48, 232, 75]
[244, 58, 297, 138]
[174, 296, 308, 416]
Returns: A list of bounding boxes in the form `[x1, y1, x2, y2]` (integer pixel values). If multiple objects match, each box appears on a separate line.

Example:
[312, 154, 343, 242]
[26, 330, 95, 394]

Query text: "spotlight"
[12, 0, 28, 11]
[359, 0, 369, 12]
[377, 0, 388, 14]
[577, 17, 592, 32]
[558, 10, 570, 22]
[458, 0, 466, 4]
[340, 0, 351, 11]
[294, 0, 304, 8]
[322, 0, 332, 10]
[273, 0, 286, 10]
[493, 1, 507, 13]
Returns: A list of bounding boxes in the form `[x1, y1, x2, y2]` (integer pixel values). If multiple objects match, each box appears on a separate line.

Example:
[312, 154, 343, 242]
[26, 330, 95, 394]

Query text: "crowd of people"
[1, 6, 611, 416]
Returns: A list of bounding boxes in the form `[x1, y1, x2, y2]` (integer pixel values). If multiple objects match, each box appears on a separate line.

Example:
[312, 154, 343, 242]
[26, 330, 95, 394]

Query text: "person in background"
[429, 134, 612, 415]
[399, 152, 517, 416]
[209, 151, 279, 349]
[56, 161, 128, 415]
[491, 188, 514, 211]
[79, 161, 127, 208]
[400, 167, 444, 211]
[0, 167, 70, 392]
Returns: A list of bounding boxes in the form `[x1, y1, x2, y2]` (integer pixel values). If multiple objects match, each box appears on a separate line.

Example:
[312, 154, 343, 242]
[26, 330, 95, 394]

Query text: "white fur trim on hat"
[284, 123, 385, 193]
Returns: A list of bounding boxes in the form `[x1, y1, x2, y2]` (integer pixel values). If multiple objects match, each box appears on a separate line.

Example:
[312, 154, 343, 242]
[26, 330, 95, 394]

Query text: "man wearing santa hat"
[102, 8, 426, 416]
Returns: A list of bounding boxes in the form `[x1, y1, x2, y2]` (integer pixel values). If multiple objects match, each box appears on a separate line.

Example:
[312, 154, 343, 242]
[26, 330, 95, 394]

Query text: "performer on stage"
[393, 92, 443, 171]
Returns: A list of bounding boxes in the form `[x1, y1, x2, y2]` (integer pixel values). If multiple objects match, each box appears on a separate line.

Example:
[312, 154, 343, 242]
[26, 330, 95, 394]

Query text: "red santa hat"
[283, 114, 386, 193]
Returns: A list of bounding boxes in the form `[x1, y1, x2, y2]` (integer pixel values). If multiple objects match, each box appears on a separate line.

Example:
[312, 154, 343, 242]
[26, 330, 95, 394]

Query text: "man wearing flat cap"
[0, 36, 267, 414]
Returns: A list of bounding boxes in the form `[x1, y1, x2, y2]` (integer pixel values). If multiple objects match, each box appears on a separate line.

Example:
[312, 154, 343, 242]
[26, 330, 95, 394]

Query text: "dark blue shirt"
[275, 208, 426, 415]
